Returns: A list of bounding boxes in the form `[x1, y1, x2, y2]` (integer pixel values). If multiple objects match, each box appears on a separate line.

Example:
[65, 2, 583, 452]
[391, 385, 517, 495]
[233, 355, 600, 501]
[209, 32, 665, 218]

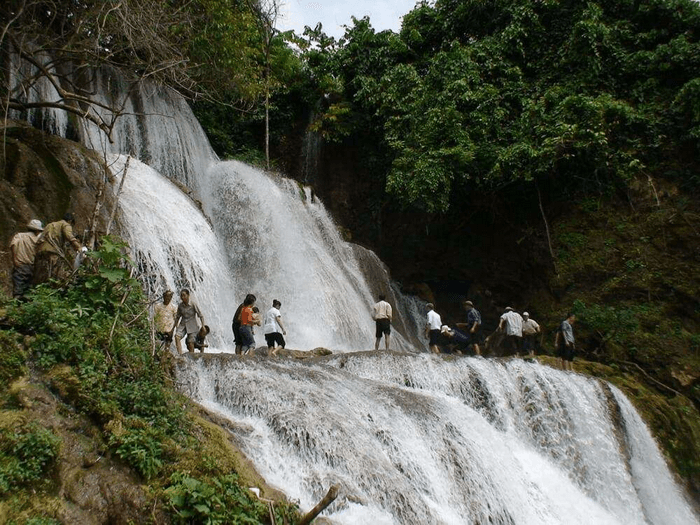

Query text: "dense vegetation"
[0, 238, 300, 523]
[296, 0, 700, 211]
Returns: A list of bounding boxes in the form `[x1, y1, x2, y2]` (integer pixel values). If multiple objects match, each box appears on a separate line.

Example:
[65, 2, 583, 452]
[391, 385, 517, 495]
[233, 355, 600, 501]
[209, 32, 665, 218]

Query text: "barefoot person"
[425, 303, 442, 354]
[372, 294, 393, 350]
[263, 300, 287, 355]
[171, 289, 205, 354]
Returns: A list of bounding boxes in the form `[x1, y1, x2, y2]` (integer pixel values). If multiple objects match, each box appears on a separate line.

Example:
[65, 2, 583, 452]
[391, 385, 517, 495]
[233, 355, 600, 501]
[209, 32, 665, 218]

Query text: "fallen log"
[299, 484, 340, 525]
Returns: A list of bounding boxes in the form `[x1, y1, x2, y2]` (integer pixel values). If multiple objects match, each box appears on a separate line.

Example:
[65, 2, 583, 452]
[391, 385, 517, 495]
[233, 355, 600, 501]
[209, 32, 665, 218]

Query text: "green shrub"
[0, 331, 28, 392]
[0, 422, 61, 494]
[165, 472, 272, 524]
[109, 422, 164, 480]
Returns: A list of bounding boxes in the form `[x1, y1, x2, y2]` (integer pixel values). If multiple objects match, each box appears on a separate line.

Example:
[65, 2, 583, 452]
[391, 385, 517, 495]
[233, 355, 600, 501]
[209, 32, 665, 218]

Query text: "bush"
[0, 331, 28, 393]
[165, 472, 273, 524]
[0, 422, 61, 494]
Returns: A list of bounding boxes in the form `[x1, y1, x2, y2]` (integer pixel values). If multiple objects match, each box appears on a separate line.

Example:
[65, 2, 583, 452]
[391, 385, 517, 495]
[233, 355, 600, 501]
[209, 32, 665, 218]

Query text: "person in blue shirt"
[457, 300, 483, 356]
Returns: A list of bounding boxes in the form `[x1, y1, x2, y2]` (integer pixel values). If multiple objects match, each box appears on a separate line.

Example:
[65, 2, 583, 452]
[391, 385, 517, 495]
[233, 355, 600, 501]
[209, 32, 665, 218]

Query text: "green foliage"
[297, 0, 700, 211]
[0, 422, 61, 494]
[4, 237, 186, 479]
[165, 472, 272, 524]
[0, 235, 295, 522]
[109, 422, 163, 480]
[0, 331, 28, 393]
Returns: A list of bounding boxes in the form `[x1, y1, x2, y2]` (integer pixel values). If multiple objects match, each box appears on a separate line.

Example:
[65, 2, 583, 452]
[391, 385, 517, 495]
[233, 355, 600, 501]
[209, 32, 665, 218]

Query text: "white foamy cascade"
[177, 354, 698, 525]
[111, 152, 422, 351]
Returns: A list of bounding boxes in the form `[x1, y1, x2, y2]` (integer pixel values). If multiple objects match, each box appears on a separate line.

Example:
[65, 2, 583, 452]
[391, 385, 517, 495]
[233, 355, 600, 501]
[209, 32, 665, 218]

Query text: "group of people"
[9, 213, 88, 299]
[153, 289, 288, 357]
[426, 301, 484, 356]
[423, 300, 576, 370]
[153, 289, 209, 355]
[231, 294, 287, 355]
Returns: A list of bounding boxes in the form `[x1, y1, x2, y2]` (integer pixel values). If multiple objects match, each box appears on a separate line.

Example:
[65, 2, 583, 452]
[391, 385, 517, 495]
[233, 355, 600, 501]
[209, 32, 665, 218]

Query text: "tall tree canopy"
[302, 0, 700, 212]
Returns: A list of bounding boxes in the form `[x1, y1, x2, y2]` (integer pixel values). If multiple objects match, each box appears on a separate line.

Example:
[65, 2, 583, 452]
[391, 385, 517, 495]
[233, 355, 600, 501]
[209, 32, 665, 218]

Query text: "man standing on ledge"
[458, 300, 482, 356]
[425, 303, 442, 354]
[9, 219, 43, 298]
[264, 299, 287, 355]
[171, 289, 205, 355]
[555, 313, 576, 371]
[372, 294, 393, 350]
[154, 290, 177, 351]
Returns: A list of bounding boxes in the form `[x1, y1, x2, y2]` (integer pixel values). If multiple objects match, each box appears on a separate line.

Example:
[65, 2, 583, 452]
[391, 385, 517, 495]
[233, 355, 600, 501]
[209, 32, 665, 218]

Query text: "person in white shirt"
[263, 300, 286, 355]
[154, 290, 177, 351]
[425, 303, 442, 354]
[521, 312, 541, 356]
[498, 306, 523, 356]
[372, 294, 393, 350]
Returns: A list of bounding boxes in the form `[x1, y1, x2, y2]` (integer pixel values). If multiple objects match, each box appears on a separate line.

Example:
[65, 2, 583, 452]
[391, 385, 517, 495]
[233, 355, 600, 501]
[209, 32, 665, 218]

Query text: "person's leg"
[375, 337, 381, 351]
[385, 333, 390, 350]
[174, 335, 183, 355]
[241, 326, 254, 355]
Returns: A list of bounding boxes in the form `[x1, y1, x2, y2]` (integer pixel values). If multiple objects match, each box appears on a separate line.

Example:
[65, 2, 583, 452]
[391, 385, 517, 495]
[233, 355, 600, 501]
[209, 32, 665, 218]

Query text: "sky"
[276, 0, 421, 39]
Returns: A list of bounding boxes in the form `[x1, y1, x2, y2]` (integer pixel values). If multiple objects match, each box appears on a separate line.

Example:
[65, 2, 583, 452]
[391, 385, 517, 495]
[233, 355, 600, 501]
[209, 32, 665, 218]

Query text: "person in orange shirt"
[239, 295, 257, 355]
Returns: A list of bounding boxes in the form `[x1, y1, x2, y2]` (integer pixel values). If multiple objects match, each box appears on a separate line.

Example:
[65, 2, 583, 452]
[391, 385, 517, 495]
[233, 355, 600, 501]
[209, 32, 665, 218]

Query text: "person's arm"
[63, 223, 82, 251]
[387, 304, 393, 323]
[276, 315, 286, 334]
[498, 317, 505, 331]
[171, 312, 181, 335]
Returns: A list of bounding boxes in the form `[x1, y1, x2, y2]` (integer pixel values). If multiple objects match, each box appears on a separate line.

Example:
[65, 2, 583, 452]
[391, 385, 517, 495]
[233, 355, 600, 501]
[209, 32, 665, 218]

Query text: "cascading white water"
[177, 353, 698, 525]
[11, 60, 698, 524]
[112, 152, 423, 350]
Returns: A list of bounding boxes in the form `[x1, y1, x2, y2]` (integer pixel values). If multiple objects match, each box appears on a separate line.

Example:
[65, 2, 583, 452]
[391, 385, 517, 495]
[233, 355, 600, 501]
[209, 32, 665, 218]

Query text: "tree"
[299, 0, 700, 212]
[1, 0, 264, 139]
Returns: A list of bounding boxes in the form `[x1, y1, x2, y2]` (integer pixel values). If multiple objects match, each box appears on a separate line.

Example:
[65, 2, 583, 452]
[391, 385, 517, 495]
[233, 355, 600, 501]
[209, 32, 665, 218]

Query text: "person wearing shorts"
[171, 289, 205, 354]
[263, 300, 287, 355]
[372, 294, 393, 350]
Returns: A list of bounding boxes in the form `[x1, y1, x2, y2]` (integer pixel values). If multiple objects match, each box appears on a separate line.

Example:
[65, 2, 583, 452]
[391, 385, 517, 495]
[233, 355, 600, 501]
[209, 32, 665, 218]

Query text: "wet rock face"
[3, 378, 157, 525]
[0, 121, 114, 295]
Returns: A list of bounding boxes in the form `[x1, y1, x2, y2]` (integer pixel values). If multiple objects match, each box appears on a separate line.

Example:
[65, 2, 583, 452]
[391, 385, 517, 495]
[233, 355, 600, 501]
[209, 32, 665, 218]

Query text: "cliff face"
[0, 121, 115, 293]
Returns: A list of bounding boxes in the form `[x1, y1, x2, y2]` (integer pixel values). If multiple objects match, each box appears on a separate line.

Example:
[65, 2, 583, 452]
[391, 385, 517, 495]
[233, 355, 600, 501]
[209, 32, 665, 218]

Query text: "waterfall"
[177, 353, 698, 525]
[11, 61, 698, 524]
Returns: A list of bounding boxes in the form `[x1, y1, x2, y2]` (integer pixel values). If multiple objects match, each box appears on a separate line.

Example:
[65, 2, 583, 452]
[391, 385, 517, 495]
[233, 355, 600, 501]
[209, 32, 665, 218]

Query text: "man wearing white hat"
[9, 219, 44, 298]
[521, 312, 541, 356]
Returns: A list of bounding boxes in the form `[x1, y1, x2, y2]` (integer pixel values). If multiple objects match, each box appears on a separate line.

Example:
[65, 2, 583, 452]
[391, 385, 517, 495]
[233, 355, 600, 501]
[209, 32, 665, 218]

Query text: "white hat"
[27, 219, 43, 232]
[441, 325, 451, 333]
[523, 312, 529, 317]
